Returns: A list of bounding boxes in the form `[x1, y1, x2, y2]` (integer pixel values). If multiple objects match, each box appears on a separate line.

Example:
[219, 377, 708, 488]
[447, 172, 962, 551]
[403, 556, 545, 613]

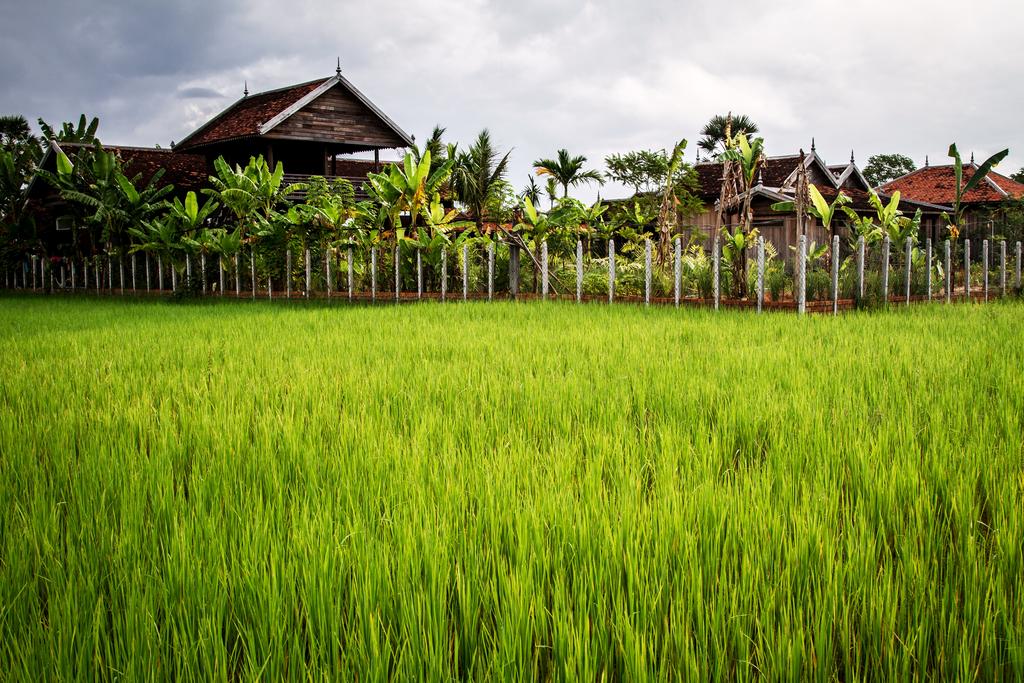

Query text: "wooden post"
[107, 254, 113, 292]
[394, 243, 401, 302]
[347, 247, 354, 300]
[509, 244, 520, 298]
[608, 238, 615, 304]
[462, 243, 469, 301]
[904, 237, 911, 305]
[49, 260, 54, 293]
[118, 256, 124, 295]
[268, 275, 273, 300]
[132, 254, 137, 293]
[416, 250, 423, 300]
[158, 255, 164, 292]
[72, 261, 77, 291]
[964, 239, 971, 302]
[171, 262, 176, 293]
[675, 237, 683, 308]
[576, 239, 583, 303]
[219, 258, 225, 297]
[756, 235, 765, 314]
[856, 236, 865, 302]
[31, 256, 37, 291]
[644, 238, 652, 306]
[541, 240, 549, 299]
[926, 238, 932, 301]
[945, 240, 951, 304]
[305, 248, 311, 299]
[325, 251, 332, 299]
[234, 254, 240, 297]
[1000, 240, 1006, 296]
[370, 246, 377, 302]
[185, 254, 191, 291]
[712, 235, 720, 311]
[286, 250, 292, 299]
[832, 234, 840, 315]
[441, 248, 447, 302]
[797, 234, 806, 315]
[250, 249, 256, 300]
[982, 239, 989, 302]
[488, 242, 495, 301]
[146, 255, 151, 292]
[201, 254, 207, 294]
[881, 234, 890, 305]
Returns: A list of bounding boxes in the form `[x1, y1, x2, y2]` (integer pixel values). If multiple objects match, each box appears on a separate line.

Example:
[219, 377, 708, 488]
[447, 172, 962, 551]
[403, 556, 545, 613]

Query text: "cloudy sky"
[2, 0, 1021, 200]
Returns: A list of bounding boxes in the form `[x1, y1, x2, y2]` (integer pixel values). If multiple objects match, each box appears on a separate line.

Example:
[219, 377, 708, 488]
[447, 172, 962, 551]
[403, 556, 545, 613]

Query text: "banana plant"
[772, 185, 850, 236]
[205, 155, 304, 237]
[944, 143, 1009, 240]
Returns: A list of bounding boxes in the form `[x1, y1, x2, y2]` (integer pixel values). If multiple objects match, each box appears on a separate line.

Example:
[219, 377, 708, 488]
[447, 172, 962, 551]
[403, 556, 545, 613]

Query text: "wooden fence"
[4, 238, 1022, 315]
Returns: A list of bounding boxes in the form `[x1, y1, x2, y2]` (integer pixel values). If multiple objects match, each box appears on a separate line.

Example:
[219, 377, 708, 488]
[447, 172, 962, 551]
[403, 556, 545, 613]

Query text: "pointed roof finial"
[970, 151, 975, 165]
[336, 57, 342, 76]
[925, 155, 929, 167]
[850, 149, 855, 164]
[243, 80, 249, 97]
[757, 168, 763, 185]
[811, 137, 816, 152]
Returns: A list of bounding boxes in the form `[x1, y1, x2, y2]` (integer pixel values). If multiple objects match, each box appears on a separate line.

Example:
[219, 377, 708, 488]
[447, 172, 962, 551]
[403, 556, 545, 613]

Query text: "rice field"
[1, 296, 1022, 681]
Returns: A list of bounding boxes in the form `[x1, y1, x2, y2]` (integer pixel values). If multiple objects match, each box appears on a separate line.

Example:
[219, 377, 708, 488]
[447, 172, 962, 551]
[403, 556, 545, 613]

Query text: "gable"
[266, 83, 408, 149]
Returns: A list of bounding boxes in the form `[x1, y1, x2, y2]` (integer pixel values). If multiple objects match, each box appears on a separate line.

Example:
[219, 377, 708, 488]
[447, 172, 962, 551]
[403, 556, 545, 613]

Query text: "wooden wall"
[267, 85, 406, 148]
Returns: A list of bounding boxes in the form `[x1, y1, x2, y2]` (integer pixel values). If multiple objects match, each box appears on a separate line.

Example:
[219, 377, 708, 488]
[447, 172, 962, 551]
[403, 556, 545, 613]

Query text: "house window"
[56, 216, 74, 232]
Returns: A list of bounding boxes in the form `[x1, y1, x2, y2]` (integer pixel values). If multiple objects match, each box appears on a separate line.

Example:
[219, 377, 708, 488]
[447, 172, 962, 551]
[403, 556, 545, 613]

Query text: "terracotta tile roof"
[694, 155, 815, 199]
[881, 165, 1024, 205]
[175, 79, 326, 151]
[816, 187, 948, 214]
[111, 146, 208, 195]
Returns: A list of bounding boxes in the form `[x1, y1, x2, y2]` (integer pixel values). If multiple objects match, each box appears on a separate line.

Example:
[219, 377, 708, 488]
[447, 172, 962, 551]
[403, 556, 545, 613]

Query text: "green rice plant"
[0, 297, 1022, 680]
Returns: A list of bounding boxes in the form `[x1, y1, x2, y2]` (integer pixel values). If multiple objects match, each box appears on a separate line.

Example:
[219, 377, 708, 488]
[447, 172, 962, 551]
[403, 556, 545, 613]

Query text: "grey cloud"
[1, 0, 1021, 200]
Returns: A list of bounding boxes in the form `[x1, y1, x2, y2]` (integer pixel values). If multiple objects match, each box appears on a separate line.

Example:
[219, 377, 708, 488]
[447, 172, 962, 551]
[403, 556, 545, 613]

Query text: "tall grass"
[0, 296, 1022, 680]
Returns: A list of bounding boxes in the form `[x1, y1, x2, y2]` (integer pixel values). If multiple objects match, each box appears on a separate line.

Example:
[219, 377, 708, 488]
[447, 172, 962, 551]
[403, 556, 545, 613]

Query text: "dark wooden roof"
[174, 74, 413, 153]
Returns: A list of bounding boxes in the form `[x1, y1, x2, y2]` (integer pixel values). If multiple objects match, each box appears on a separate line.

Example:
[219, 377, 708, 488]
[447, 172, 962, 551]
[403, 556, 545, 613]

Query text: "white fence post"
[1000, 240, 1006, 296]
[325, 251, 332, 299]
[797, 234, 806, 315]
[395, 242, 401, 302]
[286, 250, 292, 299]
[756, 235, 765, 314]
[576, 239, 583, 303]
[712, 234, 720, 311]
[185, 254, 191, 292]
[608, 238, 615, 304]
[832, 234, 840, 315]
[856, 236, 865, 302]
[880, 234, 890, 304]
[541, 240, 549, 299]
[944, 240, 951, 303]
[964, 239, 971, 302]
[305, 247, 311, 299]
[72, 261, 77, 291]
[347, 247, 354, 300]
[926, 238, 932, 301]
[904, 237, 911, 305]
[488, 241, 495, 301]
[171, 260, 176, 293]
[235, 254, 240, 297]
[1017, 241, 1022, 289]
[462, 243, 469, 301]
[441, 248, 447, 302]
[219, 258, 224, 296]
[675, 236, 683, 309]
[268, 275, 272, 300]
[250, 249, 256, 299]
[107, 254, 113, 292]
[200, 254, 206, 295]
[370, 246, 377, 302]
[132, 254, 137, 293]
[158, 255, 164, 292]
[417, 250, 423, 300]
[982, 239, 989, 302]
[644, 238, 652, 306]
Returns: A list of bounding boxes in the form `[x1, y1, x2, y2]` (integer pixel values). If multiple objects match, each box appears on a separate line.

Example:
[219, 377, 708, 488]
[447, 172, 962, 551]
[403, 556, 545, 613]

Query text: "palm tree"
[521, 176, 541, 206]
[532, 149, 604, 198]
[698, 114, 759, 156]
[451, 129, 511, 230]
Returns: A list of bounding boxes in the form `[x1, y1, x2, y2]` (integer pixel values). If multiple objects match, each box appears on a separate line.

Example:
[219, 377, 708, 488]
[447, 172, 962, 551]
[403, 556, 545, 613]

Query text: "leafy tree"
[862, 153, 916, 187]
[533, 149, 604, 198]
[1010, 168, 1024, 184]
[451, 129, 511, 230]
[0, 115, 43, 182]
[38, 114, 99, 146]
[719, 133, 766, 296]
[698, 113, 758, 155]
[521, 176, 541, 207]
[41, 143, 172, 255]
[604, 150, 670, 195]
